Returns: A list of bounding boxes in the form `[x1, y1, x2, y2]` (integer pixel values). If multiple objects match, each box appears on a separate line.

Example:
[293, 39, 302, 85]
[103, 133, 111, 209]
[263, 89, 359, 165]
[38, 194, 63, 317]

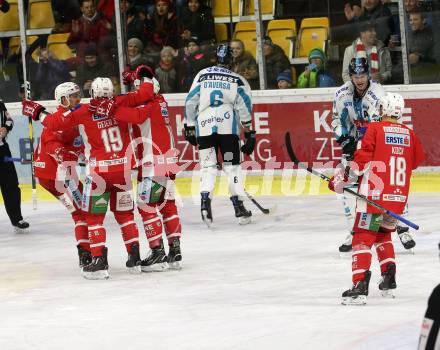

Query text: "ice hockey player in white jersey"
[184, 43, 255, 226]
[331, 57, 415, 252]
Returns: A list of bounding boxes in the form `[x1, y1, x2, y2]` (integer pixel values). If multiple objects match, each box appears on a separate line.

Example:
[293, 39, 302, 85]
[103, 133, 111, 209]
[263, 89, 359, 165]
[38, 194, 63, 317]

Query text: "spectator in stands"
[297, 48, 336, 88]
[230, 39, 259, 90]
[67, 0, 112, 60]
[76, 44, 111, 97]
[262, 36, 291, 89]
[145, 0, 179, 54]
[115, 0, 147, 42]
[345, 0, 394, 44]
[277, 70, 293, 89]
[178, 37, 209, 92]
[407, 11, 437, 82]
[34, 48, 70, 100]
[342, 21, 392, 83]
[404, 0, 435, 27]
[52, 0, 81, 33]
[155, 46, 178, 93]
[126, 37, 155, 69]
[179, 0, 216, 47]
[97, 0, 115, 23]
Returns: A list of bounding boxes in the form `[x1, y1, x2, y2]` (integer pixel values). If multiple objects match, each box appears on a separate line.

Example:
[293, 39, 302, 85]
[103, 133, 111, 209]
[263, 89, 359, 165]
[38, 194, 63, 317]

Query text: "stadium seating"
[213, 0, 240, 17]
[267, 19, 296, 58]
[215, 23, 229, 43]
[246, 0, 275, 16]
[300, 17, 330, 29]
[8, 36, 39, 60]
[47, 33, 73, 60]
[28, 0, 55, 29]
[234, 21, 257, 59]
[0, 0, 19, 32]
[296, 27, 328, 59]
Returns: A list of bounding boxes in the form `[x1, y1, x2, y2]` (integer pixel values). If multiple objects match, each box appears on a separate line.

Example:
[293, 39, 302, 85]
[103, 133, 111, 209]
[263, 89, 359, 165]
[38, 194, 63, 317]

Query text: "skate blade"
[341, 295, 367, 305]
[127, 265, 142, 274]
[238, 216, 252, 225]
[168, 261, 183, 270]
[202, 211, 212, 228]
[14, 227, 30, 234]
[141, 262, 169, 272]
[82, 270, 110, 280]
[380, 289, 395, 298]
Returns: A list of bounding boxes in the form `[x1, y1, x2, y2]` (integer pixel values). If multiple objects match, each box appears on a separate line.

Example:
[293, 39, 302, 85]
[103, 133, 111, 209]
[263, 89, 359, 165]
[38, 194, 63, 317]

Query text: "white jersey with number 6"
[184, 66, 253, 137]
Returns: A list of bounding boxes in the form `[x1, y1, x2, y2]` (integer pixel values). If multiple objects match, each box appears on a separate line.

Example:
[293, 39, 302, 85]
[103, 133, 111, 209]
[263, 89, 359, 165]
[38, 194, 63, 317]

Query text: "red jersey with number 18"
[354, 121, 425, 214]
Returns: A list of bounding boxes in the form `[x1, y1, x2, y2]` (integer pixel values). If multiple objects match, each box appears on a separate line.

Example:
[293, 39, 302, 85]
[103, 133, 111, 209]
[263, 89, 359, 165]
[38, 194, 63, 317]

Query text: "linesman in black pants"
[0, 99, 29, 231]
[419, 284, 440, 349]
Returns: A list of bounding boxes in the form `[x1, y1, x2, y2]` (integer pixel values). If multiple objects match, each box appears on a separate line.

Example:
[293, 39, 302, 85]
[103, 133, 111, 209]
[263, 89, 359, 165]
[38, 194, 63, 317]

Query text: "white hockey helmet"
[380, 92, 404, 119]
[54, 82, 80, 107]
[89, 77, 114, 99]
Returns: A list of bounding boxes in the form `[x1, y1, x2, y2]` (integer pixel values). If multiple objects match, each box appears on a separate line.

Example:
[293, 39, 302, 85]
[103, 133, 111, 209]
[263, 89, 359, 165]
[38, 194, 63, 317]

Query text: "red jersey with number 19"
[354, 121, 425, 214]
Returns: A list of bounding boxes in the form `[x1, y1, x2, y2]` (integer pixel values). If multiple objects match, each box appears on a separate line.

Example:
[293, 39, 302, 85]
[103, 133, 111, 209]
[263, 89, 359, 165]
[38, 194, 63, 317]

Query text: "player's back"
[70, 104, 134, 172]
[186, 66, 251, 136]
[356, 121, 424, 213]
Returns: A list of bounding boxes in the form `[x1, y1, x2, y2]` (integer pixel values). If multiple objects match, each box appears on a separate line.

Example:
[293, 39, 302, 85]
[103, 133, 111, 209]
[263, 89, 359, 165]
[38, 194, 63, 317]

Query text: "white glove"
[152, 77, 160, 94]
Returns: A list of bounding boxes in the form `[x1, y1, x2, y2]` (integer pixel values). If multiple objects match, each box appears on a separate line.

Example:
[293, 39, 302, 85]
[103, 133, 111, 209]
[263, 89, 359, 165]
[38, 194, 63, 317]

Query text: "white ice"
[0, 193, 439, 350]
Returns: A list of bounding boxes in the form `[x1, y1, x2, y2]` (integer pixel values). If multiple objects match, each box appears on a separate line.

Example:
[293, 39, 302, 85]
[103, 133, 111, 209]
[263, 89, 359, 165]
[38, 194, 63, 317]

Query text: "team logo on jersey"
[358, 213, 381, 232]
[73, 135, 83, 147]
[224, 111, 231, 119]
[92, 113, 108, 121]
[34, 161, 45, 168]
[385, 133, 410, 147]
[383, 194, 407, 202]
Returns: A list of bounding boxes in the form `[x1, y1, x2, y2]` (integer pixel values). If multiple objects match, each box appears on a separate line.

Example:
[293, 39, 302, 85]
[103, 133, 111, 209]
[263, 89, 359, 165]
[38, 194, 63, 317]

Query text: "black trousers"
[197, 134, 241, 166]
[419, 284, 440, 349]
[0, 143, 23, 225]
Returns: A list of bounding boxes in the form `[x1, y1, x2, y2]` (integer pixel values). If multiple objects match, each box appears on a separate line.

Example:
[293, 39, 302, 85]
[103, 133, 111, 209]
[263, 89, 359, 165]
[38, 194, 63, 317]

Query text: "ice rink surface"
[0, 193, 439, 350]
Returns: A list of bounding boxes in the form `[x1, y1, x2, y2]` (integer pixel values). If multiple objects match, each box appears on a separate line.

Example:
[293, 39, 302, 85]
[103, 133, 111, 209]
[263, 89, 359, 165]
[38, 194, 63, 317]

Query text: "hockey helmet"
[89, 77, 114, 99]
[216, 43, 233, 67]
[55, 82, 80, 107]
[380, 92, 404, 119]
[349, 57, 369, 76]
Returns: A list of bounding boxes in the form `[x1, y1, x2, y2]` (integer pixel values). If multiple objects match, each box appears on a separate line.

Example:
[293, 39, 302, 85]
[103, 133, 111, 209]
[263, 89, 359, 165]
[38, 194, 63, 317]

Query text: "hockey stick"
[284, 132, 420, 230]
[244, 190, 271, 214]
[3, 157, 32, 164]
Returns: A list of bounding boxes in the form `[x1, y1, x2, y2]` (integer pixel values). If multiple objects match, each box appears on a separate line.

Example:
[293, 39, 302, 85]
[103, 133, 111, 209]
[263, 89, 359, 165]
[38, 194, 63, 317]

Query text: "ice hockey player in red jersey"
[329, 92, 425, 305]
[92, 65, 183, 271]
[23, 77, 155, 280]
[22, 82, 91, 269]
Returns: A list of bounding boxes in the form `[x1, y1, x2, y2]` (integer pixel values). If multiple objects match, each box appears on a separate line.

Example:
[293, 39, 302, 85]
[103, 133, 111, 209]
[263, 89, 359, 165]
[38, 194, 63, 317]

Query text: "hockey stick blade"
[244, 190, 271, 214]
[284, 132, 419, 230]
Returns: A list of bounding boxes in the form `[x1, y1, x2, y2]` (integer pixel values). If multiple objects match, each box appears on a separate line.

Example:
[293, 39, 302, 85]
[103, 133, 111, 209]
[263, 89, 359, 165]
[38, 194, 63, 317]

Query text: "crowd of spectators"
[1, 0, 440, 102]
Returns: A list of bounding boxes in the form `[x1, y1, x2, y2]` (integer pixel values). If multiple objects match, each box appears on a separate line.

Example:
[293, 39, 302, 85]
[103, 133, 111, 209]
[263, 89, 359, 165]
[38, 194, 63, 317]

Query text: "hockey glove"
[52, 147, 80, 164]
[122, 66, 135, 86]
[22, 100, 46, 121]
[89, 98, 118, 118]
[337, 135, 357, 161]
[241, 130, 256, 155]
[184, 124, 197, 146]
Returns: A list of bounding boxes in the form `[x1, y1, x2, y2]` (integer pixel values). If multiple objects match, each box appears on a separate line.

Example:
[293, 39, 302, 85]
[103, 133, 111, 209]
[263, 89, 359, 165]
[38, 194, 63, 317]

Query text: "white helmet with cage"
[380, 92, 404, 119]
[54, 82, 80, 108]
[89, 77, 114, 99]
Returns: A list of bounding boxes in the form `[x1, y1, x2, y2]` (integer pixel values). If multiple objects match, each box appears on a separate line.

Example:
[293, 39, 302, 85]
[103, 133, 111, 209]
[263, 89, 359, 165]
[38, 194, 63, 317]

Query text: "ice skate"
[141, 241, 169, 272]
[230, 196, 252, 225]
[379, 263, 396, 298]
[13, 220, 30, 233]
[339, 232, 353, 253]
[201, 191, 213, 227]
[341, 271, 371, 305]
[126, 243, 141, 274]
[397, 226, 415, 250]
[168, 238, 182, 270]
[82, 248, 109, 280]
[77, 245, 92, 269]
